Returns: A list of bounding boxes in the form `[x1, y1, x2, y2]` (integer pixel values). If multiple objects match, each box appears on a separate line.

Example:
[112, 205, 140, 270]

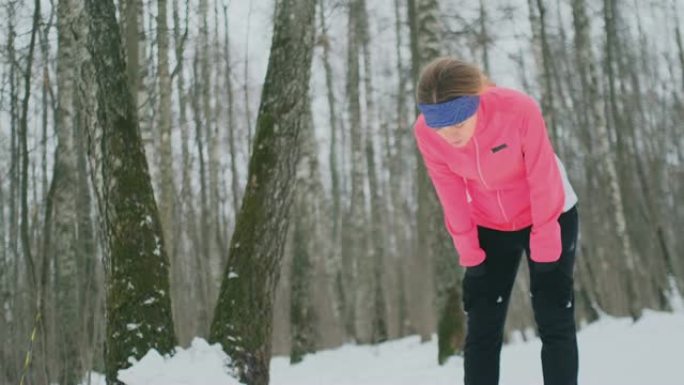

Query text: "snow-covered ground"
[83, 304, 684, 385]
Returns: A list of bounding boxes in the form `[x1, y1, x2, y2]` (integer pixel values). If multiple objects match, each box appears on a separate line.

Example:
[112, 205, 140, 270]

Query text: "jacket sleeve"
[521, 97, 565, 263]
[415, 132, 486, 267]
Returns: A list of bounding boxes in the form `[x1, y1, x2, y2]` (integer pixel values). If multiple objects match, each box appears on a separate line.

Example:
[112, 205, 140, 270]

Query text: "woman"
[414, 57, 579, 385]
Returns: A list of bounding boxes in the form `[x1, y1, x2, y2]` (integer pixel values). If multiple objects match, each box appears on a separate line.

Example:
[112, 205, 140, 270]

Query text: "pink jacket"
[414, 86, 566, 267]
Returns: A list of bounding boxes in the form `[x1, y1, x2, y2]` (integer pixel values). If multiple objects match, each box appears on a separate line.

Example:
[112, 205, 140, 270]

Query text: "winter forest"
[1, 0, 683, 384]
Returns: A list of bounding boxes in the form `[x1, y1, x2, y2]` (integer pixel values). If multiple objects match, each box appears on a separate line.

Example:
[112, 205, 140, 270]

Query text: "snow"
[667, 276, 684, 313]
[117, 338, 240, 385]
[270, 310, 684, 385]
[126, 323, 141, 331]
[82, 307, 684, 385]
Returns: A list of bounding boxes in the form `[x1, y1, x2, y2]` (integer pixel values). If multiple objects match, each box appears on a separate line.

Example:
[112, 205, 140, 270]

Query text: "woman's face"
[435, 113, 477, 148]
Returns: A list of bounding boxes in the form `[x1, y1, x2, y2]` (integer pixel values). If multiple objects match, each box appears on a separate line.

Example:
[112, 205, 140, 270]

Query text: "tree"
[389, 0, 412, 338]
[171, 0, 199, 344]
[601, 0, 643, 319]
[408, 0, 461, 360]
[18, 0, 41, 383]
[289, 104, 320, 364]
[190, 41, 213, 336]
[317, 0, 346, 344]
[157, 0, 175, 291]
[122, 0, 150, 141]
[339, 0, 364, 341]
[82, 0, 177, 382]
[528, 0, 559, 144]
[676, 0, 684, 90]
[478, 0, 491, 74]
[358, 0, 389, 344]
[223, 3, 241, 218]
[208, 0, 317, 383]
[51, 0, 89, 382]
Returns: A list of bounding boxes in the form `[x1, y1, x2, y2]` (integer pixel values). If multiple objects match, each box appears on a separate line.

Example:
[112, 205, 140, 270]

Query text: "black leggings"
[462, 205, 579, 385]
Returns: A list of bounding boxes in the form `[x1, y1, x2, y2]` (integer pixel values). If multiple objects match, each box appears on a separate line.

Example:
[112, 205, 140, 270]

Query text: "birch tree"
[52, 0, 88, 382]
[223, 3, 241, 217]
[17, 0, 41, 382]
[171, 0, 198, 344]
[157, 0, 175, 280]
[601, 0, 643, 318]
[5, 6, 22, 368]
[83, 0, 177, 382]
[407, 0, 445, 347]
[317, 0, 346, 343]
[209, 0, 317, 383]
[358, 0, 389, 343]
[389, 0, 412, 338]
[340, 0, 366, 341]
[289, 104, 320, 364]
[528, 0, 558, 145]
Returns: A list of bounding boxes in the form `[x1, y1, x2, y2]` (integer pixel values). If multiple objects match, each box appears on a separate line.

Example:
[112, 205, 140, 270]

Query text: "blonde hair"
[416, 57, 495, 104]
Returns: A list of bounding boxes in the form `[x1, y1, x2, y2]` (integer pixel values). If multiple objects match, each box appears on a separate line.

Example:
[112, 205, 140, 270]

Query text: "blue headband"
[418, 95, 480, 128]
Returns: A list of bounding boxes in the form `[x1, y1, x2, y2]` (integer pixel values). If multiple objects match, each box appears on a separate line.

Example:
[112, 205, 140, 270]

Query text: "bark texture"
[208, 0, 317, 383]
[83, 0, 177, 382]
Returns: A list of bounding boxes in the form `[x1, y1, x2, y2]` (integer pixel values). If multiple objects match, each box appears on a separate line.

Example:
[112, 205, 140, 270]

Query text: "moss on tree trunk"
[208, 0, 317, 384]
[83, 0, 177, 383]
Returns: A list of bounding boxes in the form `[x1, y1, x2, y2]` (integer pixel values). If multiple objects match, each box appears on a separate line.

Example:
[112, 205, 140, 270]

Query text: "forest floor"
[84, 292, 684, 385]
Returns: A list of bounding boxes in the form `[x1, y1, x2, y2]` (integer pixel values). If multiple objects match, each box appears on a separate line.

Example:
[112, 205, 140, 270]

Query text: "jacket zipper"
[473, 137, 491, 189]
[496, 190, 510, 223]
[474, 137, 510, 225]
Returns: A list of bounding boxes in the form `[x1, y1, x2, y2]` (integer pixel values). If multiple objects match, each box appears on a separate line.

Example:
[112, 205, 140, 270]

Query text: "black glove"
[462, 260, 490, 312]
[531, 259, 560, 273]
[464, 260, 487, 277]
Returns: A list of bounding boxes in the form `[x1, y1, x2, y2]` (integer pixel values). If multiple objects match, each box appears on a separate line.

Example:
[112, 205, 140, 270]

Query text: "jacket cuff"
[529, 221, 562, 263]
[452, 232, 487, 267]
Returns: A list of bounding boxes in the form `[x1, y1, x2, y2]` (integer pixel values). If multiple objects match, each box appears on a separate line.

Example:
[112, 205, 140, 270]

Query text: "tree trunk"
[52, 0, 88, 382]
[0, 164, 6, 384]
[408, 0, 442, 345]
[6, 3, 21, 381]
[289, 103, 319, 364]
[198, 0, 223, 304]
[223, 3, 241, 218]
[478, 0, 490, 74]
[211, 3, 229, 268]
[20, 0, 40, 303]
[316, 0, 345, 347]
[529, 0, 558, 145]
[172, 0, 196, 344]
[318, 0, 346, 344]
[390, 0, 412, 338]
[158, 0, 190, 347]
[157, 0, 175, 287]
[83, 0, 178, 383]
[190, 51, 213, 337]
[340, 0, 366, 342]
[675, 1, 684, 91]
[38, 2, 57, 382]
[602, 0, 642, 319]
[75, 75, 100, 377]
[358, 0, 389, 344]
[123, 0, 140, 114]
[208, 0, 316, 383]
[17, 1, 42, 383]
[571, 0, 639, 318]
[244, 2, 255, 151]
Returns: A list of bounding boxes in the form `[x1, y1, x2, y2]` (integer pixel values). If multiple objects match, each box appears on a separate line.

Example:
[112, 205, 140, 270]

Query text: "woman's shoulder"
[482, 86, 539, 113]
